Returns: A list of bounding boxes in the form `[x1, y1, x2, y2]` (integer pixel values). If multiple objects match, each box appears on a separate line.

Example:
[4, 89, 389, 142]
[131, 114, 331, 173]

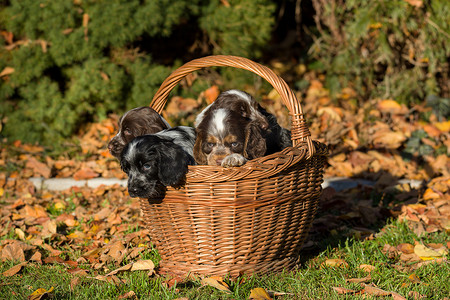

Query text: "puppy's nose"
[128, 186, 139, 198]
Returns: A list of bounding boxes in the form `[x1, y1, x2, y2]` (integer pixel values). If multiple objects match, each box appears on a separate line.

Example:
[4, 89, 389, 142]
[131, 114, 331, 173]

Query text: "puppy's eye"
[142, 163, 152, 170]
[231, 142, 239, 148]
[206, 142, 215, 148]
[124, 129, 132, 136]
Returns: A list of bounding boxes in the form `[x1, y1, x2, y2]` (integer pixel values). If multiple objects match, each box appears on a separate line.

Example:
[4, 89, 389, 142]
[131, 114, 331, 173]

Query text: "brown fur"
[108, 107, 169, 158]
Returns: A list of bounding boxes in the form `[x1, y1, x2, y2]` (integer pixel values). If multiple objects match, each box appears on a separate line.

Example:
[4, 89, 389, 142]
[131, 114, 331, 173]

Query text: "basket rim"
[150, 55, 315, 158]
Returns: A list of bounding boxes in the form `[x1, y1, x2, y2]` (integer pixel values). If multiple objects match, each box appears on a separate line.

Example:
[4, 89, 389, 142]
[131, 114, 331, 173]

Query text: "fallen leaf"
[73, 167, 99, 180]
[361, 283, 391, 296]
[118, 291, 137, 299]
[414, 244, 448, 260]
[130, 260, 155, 272]
[408, 291, 427, 299]
[28, 287, 54, 300]
[377, 99, 406, 114]
[346, 275, 371, 283]
[324, 258, 348, 268]
[249, 287, 272, 300]
[201, 276, 231, 293]
[204, 85, 220, 104]
[391, 291, 408, 300]
[359, 264, 376, 272]
[397, 243, 415, 254]
[0, 66, 14, 77]
[408, 274, 422, 283]
[2, 261, 27, 276]
[94, 274, 124, 286]
[25, 157, 51, 178]
[70, 277, 80, 290]
[105, 263, 133, 276]
[332, 287, 357, 294]
[404, 0, 423, 7]
[1, 243, 26, 262]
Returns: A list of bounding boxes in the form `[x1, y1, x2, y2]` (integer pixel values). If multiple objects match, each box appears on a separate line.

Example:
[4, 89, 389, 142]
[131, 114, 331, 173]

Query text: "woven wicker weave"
[140, 55, 328, 276]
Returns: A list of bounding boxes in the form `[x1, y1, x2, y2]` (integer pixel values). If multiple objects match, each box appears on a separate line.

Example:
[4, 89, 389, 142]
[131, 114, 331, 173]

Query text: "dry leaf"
[249, 287, 272, 300]
[397, 243, 415, 254]
[408, 274, 422, 283]
[2, 261, 27, 277]
[361, 283, 391, 296]
[94, 274, 123, 286]
[324, 258, 348, 267]
[414, 244, 448, 259]
[391, 292, 408, 300]
[1, 243, 26, 262]
[404, 0, 423, 7]
[70, 277, 80, 290]
[130, 260, 155, 272]
[346, 275, 371, 283]
[332, 287, 357, 294]
[25, 157, 51, 178]
[118, 291, 138, 299]
[201, 276, 231, 293]
[377, 99, 406, 114]
[0, 66, 14, 77]
[73, 167, 99, 180]
[204, 85, 220, 104]
[359, 264, 376, 272]
[105, 263, 133, 276]
[28, 287, 54, 300]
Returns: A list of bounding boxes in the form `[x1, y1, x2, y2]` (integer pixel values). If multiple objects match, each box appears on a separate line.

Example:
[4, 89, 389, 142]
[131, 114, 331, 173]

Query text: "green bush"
[308, 0, 449, 104]
[0, 0, 276, 146]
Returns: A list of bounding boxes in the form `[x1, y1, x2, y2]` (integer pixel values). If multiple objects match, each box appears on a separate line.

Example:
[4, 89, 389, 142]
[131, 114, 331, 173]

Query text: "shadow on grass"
[298, 168, 426, 265]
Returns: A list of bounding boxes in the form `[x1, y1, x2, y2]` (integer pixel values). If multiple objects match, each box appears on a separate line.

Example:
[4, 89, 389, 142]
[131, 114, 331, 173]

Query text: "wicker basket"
[140, 55, 328, 276]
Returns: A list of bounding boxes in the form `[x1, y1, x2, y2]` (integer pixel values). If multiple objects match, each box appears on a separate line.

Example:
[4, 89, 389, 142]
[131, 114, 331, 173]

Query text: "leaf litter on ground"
[0, 81, 449, 298]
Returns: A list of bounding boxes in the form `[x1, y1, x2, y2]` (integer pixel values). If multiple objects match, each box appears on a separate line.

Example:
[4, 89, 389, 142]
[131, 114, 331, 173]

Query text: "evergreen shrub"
[0, 0, 275, 146]
[309, 0, 449, 104]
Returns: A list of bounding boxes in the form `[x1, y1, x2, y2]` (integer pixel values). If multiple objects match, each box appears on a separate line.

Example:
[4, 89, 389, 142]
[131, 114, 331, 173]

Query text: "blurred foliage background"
[0, 0, 448, 147]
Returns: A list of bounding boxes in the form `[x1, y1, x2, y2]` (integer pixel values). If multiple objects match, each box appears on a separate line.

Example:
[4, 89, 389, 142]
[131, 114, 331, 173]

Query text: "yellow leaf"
[249, 287, 272, 300]
[414, 244, 448, 260]
[422, 188, 440, 201]
[433, 120, 450, 132]
[0, 187, 4, 197]
[201, 276, 231, 293]
[15, 228, 26, 240]
[377, 99, 403, 113]
[54, 202, 66, 210]
[29, 286, 54, 300]
[324, 258, 348, 268]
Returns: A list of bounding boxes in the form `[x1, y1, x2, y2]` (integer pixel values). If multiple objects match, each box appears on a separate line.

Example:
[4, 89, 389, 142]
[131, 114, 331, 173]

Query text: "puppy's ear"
[193, 131, 208, 165]
[244, 121, 267, 159]
[158, 143, 192, 187]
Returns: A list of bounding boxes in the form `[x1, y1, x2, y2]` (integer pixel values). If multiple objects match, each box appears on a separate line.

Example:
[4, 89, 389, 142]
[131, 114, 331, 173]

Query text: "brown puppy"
[194, 108, 266, 167]
[108, 107, 170, 158]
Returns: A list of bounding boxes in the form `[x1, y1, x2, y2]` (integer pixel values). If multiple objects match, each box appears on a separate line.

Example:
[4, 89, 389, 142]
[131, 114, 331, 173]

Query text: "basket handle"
[150, 55, 315, 158]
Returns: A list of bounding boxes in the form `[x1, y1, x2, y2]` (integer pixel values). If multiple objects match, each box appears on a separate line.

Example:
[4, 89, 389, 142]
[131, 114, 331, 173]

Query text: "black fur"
[120, 134, 195, 198]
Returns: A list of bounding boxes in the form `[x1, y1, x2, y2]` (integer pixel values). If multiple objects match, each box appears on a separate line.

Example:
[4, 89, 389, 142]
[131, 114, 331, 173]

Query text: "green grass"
[1, 220, 449, 299]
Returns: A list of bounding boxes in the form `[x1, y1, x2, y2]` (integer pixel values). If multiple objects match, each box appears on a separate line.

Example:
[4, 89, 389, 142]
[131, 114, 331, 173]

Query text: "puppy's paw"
[221, 154, 247, 167]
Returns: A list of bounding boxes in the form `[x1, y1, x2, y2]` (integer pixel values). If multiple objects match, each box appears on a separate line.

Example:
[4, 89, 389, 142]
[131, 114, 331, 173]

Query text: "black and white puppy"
[120, 126, 196, 198]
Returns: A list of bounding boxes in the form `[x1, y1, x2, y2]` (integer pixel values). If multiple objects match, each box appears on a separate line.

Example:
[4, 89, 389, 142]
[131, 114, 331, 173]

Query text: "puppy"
[194, 108, 266, 167]
[120, 127, 196, 198]
[195, 90, 291, 155]
[108, 106, 171, 158]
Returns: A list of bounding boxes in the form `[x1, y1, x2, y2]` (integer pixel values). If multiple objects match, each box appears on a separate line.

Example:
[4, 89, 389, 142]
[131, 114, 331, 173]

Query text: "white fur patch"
[123, 141, 137, 162]
[224, 89, 252, 103]
[211, 108, 228, 136]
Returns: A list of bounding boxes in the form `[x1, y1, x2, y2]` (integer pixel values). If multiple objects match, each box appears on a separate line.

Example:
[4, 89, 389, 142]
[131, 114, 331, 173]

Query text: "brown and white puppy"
[108, 106, 170, 158]
[195, 90, 292, 156]
[194, 107, 266, 167]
